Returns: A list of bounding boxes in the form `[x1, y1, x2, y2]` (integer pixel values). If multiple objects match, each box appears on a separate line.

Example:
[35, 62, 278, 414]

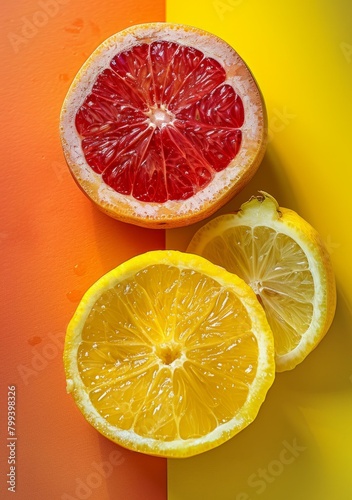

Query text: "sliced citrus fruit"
[60, 23, 267, 228]
[187, 192, 336, 372]
[64, 250, 274, 457]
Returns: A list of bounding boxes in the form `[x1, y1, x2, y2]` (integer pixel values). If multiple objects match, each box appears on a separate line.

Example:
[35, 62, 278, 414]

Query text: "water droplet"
[67, 290, 83, 302]
[73, 262, 87, 276]
[65, 18, 84, 33]
[59, 73, 70, 82]
[89, 21, 100, 37]
[28, 336, 42, 346]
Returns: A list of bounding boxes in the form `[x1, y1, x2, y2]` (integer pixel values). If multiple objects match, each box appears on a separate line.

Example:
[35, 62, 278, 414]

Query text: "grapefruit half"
[60, 23, 267, 228]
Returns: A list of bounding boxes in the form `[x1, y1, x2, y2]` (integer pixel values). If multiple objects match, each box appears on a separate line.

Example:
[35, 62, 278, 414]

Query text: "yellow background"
[166, 1, 352, 499]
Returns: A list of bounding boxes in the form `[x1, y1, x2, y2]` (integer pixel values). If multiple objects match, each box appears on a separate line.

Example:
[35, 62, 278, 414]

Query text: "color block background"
[1, 1, 352, 499]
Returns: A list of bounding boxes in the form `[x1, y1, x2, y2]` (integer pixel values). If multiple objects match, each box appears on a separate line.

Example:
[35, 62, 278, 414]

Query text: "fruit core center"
[156, 342, 182, 365]
[250, 280, 265, 305]
[146, 105, 175, 128]
[251, 280, 264, 294]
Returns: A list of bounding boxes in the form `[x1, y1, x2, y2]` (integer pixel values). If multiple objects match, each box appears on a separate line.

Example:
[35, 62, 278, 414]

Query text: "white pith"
[146, 105, 176, 128]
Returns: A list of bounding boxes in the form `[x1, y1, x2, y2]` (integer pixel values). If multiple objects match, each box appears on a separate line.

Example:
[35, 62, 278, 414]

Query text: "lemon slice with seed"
[64, 250, 274, 457]
[187, 192, 336, 372]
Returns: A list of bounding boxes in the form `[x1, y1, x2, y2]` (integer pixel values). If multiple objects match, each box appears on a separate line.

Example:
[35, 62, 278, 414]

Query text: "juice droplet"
[59, 73, 70, 82]
[73, 263, 87, 276]
[67, 290, 83, 302]
[28, 336, 42, 346]
[65, 18, 84, 34]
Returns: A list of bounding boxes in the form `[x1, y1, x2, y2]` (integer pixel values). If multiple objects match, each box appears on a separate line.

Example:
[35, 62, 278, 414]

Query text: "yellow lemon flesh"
[64, 250, 274, 457]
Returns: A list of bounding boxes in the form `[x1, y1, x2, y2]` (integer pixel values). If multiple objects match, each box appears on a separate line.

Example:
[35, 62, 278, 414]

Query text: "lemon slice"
[64, 250, 274, 457]
[187, 193, 336, 372]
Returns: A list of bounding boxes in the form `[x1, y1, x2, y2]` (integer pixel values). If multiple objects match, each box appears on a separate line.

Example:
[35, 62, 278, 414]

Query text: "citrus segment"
[187, 193, 336, 371]
[64, 251, 275, 457]
[60, 23, 267, 227]
[74, 40, 241, 202]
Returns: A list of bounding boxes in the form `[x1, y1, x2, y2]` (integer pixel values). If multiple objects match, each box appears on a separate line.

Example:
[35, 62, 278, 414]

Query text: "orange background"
[0, 1, 166, 499]
[166, 2, 352, 500]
